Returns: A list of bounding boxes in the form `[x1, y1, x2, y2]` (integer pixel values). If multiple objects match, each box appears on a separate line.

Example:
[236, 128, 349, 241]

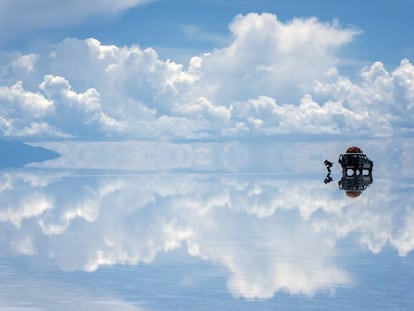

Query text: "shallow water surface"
[1, 139, 413, 310]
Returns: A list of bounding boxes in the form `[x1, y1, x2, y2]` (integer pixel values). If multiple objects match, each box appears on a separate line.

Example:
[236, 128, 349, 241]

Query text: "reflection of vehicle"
[339, 173, 373, 197]
[338, 146, 374, 197]
[338, 146, 373, 175]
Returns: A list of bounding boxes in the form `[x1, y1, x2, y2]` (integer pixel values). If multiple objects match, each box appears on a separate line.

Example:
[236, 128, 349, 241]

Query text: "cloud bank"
[0, 13, 413, 140]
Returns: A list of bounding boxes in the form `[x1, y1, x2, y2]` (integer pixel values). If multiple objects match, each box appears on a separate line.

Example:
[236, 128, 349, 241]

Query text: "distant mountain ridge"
[0, 140, 60, 168]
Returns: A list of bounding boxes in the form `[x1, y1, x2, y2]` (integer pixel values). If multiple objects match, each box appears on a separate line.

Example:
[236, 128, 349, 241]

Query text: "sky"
[2, 3, 414, 309]
[0, 0, 414, 141]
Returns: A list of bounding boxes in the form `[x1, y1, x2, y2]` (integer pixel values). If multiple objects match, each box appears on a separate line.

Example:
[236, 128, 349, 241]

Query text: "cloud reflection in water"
[1, 156, 414, 300]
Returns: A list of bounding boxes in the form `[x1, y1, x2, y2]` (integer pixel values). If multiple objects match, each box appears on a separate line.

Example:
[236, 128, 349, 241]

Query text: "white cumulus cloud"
[192, 13, 358, 104]
[0, 13, 413, 139]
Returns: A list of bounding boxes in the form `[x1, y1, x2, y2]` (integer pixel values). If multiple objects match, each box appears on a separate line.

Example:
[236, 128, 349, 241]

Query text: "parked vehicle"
[338, 146, 373, 175]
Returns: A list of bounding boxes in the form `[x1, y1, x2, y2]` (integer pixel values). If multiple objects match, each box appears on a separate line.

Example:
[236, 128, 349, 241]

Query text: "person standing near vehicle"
[324, 160, 333, 173]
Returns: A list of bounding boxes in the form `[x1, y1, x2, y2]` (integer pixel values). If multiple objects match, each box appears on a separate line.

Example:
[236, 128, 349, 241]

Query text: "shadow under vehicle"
[338, 146, 374, 197]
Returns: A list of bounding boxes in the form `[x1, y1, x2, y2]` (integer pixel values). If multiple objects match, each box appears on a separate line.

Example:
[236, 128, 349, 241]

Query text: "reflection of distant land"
[0, 140, 60, 169]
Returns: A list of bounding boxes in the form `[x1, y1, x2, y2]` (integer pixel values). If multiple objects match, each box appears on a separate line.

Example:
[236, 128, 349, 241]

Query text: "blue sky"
[81, 0, 414, 68]
[2, 0, 413, 66]
[0, 0, 414, 140]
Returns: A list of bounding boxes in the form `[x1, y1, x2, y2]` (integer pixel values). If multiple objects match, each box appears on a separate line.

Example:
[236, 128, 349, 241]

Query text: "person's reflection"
[324, 173, 333, 184]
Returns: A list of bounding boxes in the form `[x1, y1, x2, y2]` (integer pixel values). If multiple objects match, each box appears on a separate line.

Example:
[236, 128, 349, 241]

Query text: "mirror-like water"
[1, 139, 413, 310]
